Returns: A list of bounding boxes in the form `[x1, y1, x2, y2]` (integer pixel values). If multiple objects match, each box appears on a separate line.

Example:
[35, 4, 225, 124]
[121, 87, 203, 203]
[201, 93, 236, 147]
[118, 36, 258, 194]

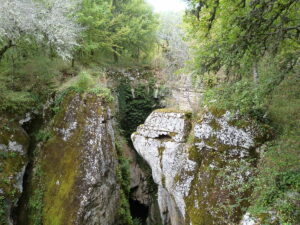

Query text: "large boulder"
[27, 92, 121, 225]
[132, 108, 270, 225]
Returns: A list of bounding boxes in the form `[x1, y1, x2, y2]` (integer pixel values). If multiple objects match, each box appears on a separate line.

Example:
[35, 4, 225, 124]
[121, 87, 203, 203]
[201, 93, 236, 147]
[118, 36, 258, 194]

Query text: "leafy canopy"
[184, 0, 300, 76]
[78, 0, 158, 62]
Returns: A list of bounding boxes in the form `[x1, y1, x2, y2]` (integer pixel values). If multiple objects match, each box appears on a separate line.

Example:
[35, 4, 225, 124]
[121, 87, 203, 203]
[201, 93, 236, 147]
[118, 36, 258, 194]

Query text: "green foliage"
[35, 129, 53, 142]
[202, 55, 296, 122]
[0, 54, 66, 115]
[54, 70, 114, 112]
[74, 70, 94, 91]
[132, 218, 143, 225]
[50, 87, 77, 114]
[77, 0, 158, 64]
[117, 78, 161, 140]
[203, 79, 268, 119]
[28, 188, 44, 225]
[115, 134, 133, 225]
[0, 89, 34, 115]
[0, 0, 158, 117]
[185, 0, 300, 77]
[249, 133, 300, 224]
[247, 69, 300, 224]
[88, 87, 114, 103]
[0, 196, 7, 225]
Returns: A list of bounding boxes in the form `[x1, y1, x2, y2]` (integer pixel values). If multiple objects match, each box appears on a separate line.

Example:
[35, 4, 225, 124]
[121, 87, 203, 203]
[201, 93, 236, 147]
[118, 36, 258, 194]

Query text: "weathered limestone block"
[0, 118, 29, 225]
[132, 110, 195, 225]
[132, 109, 269, 225]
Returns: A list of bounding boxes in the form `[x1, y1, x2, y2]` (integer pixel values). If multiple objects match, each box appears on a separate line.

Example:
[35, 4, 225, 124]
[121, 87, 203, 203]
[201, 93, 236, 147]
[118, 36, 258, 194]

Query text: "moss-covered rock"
[0, 118, 29, 225]
[26, 92, 121, 225]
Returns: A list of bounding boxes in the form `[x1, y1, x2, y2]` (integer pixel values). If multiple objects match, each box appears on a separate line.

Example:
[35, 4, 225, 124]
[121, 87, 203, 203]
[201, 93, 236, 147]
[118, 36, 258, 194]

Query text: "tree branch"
[0, 40, 15, 61]
[207, 0, 219, 34]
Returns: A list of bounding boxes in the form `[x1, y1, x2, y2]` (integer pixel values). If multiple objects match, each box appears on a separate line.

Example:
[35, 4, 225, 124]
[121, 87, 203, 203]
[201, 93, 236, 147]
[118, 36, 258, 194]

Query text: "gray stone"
[132, 109, 269, 225]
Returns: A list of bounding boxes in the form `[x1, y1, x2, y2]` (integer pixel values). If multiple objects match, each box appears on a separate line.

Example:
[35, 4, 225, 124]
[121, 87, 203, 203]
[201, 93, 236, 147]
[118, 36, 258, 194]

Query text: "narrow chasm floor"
[129, 198, 149, 224]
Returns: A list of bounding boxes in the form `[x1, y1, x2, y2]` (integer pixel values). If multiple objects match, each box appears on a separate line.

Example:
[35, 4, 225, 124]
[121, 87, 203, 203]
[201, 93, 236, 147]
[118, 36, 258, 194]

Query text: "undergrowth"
[115, 132, 133, 225]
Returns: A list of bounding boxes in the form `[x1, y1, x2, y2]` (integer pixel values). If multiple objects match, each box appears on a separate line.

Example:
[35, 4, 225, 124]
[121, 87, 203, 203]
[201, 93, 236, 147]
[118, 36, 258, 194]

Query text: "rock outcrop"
[132, 108, 269, 225]
[0, 118, 29, 225]
[24, 92, 121, 225]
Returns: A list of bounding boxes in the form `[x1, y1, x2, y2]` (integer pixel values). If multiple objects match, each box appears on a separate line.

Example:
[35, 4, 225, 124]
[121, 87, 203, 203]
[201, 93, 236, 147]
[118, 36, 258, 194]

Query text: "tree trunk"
[113, 46, 118, 63]
[0, 40, 14, 62]
[253, 62, 259, 84]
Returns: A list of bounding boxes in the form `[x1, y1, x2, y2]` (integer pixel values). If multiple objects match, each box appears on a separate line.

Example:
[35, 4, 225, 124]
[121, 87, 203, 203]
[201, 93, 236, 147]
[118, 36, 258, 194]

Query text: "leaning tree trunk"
[0, 40, 14, 62]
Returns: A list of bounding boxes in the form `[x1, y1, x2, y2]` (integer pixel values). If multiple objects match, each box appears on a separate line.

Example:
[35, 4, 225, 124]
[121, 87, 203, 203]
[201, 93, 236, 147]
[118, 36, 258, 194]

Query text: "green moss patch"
[208, 119, 221, 130]
[42, 136, 81, 225]
[208, 106, 226, 118]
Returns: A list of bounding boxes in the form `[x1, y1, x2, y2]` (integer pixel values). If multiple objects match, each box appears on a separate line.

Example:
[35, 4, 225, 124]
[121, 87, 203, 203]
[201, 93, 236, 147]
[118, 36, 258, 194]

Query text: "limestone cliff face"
[0, 118, 29, 225]
[132, 110, 193, 225]
[28, 92, 121, 225]
[132, 109, 269, 225]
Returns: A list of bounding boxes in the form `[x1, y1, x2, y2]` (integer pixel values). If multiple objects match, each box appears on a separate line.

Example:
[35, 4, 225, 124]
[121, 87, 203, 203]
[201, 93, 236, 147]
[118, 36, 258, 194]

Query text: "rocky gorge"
[0, 70, 165, 225]
[1, 0, 299, 223]
[0, 75, 272, 225]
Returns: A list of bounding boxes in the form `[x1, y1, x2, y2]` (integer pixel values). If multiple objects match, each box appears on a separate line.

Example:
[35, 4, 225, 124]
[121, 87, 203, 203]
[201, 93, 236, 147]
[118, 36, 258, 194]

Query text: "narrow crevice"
[128, 148, 162, 225]
[12, 115, 44, 225]
[12, 157, 33, 225]
[156, 134, 172, 141]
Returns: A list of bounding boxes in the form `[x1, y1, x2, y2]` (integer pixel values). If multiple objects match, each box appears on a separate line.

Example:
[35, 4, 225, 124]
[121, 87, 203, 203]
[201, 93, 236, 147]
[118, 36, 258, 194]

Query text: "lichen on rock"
[131, 108, 270, 225]
[27, 92, 121, 225]
[132, 110, 196, 225]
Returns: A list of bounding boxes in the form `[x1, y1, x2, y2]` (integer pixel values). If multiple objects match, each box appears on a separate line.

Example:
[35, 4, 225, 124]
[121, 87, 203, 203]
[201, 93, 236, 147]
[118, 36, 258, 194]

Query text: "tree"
[78, 0, 119, 58]
[77, 0, 158, 63]
[184, 0, 300, 79]
[117, 0, 158, 61]
[157, 12, 189, 74]
[0, 0, 82, 61]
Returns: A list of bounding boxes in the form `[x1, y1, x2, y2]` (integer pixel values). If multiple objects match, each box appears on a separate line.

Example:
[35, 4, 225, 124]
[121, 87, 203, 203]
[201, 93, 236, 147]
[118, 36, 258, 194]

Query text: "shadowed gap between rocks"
[129, 196, 149, 224]
[12, 114, 44, 225]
